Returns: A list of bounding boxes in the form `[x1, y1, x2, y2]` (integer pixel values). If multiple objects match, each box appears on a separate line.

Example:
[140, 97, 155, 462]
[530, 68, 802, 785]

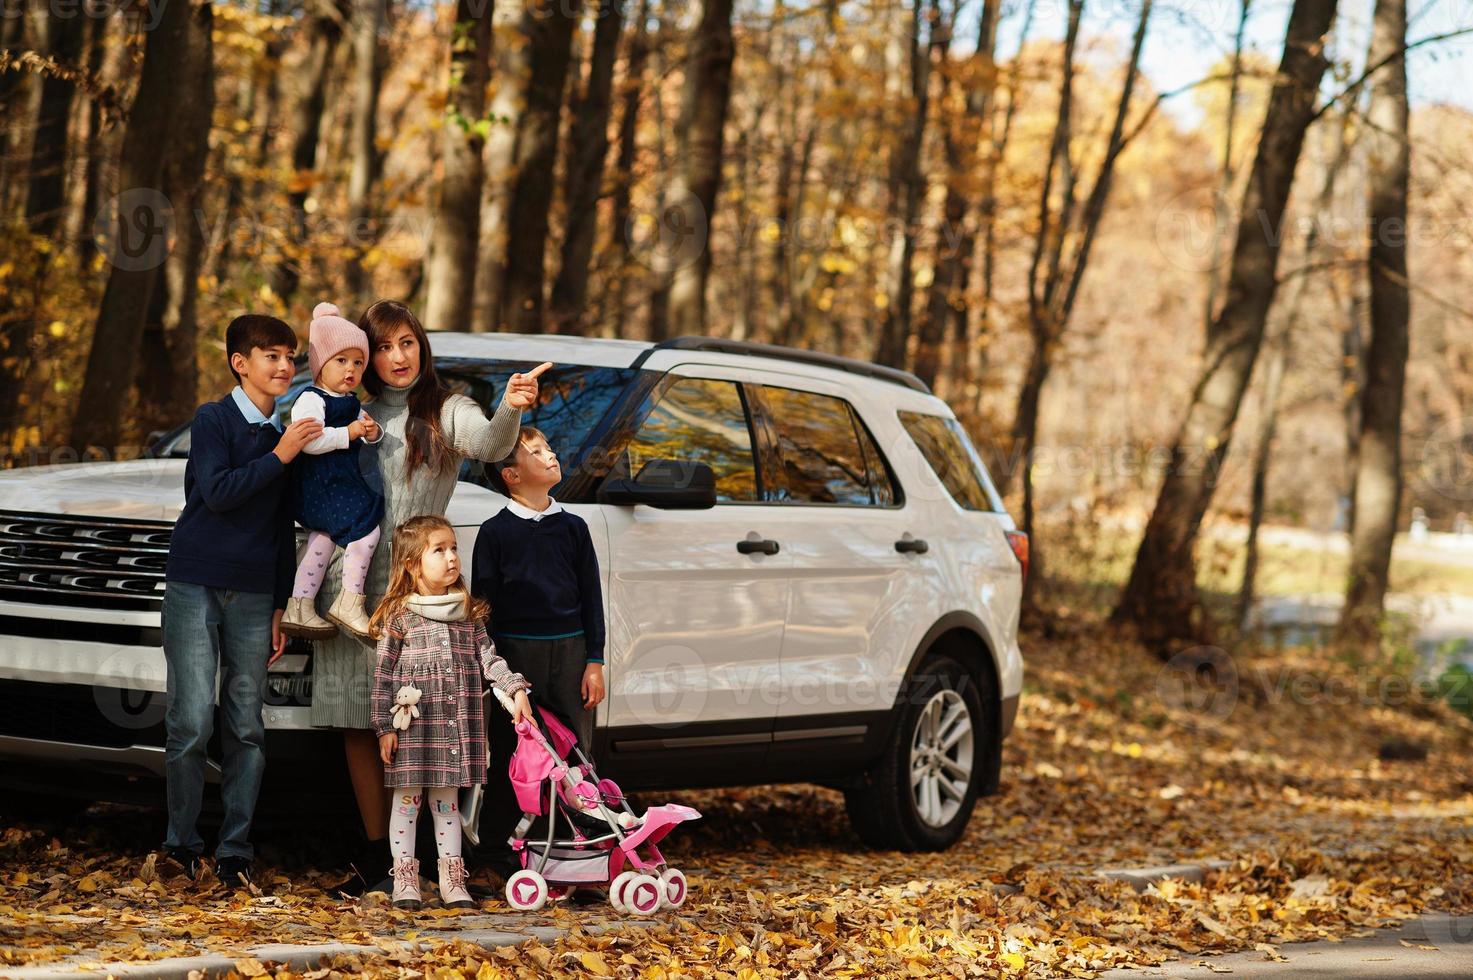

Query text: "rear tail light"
[1005, 530, 1029, 584]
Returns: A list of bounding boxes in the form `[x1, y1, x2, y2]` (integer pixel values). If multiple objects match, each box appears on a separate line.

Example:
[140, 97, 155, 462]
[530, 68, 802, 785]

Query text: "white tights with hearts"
[388, 786, 461, 863]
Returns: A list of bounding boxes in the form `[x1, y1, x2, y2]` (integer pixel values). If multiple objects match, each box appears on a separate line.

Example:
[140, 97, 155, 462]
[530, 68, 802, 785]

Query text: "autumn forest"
[1, 0, 1471, 650]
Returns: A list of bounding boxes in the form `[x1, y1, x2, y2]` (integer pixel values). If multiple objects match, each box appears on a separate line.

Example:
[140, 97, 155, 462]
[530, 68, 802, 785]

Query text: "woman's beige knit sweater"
[309, 381, 520, 729]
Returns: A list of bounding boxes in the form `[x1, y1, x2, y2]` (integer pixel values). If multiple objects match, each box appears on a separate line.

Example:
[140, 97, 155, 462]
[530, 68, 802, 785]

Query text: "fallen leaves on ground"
[2, 624, 1471, 977]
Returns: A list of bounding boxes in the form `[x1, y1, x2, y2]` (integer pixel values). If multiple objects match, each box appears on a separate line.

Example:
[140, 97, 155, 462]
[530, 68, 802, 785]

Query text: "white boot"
[391, 857, 421, 909]
[281, 596, 337, 639]
[438, 856, 475, 909]
[326, 590, 373, 642]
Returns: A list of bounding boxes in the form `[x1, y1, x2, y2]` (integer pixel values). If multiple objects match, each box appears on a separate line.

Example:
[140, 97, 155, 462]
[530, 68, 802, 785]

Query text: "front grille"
[0, 510, 171, 611]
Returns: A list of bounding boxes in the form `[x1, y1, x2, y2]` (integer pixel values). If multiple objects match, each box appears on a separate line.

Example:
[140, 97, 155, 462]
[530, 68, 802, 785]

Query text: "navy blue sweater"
[165, 395, 295, 608]
[471, 508, 606, 663]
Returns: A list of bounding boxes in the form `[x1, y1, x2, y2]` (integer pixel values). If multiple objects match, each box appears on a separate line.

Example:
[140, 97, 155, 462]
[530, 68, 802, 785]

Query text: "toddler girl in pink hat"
[280, 302, 386, 641]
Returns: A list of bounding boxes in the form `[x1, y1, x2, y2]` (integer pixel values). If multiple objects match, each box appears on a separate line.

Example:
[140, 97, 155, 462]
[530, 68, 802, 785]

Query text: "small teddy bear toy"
[391, 685, 422, 731]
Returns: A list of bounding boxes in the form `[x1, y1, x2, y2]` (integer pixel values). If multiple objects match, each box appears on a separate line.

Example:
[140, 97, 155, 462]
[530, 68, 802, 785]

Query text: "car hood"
[0, 459, 188, 521]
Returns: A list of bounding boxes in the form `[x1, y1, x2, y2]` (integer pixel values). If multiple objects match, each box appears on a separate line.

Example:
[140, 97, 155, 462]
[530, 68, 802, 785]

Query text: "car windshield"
[436, 358, 638, 493]
[150, 359, 638, 498]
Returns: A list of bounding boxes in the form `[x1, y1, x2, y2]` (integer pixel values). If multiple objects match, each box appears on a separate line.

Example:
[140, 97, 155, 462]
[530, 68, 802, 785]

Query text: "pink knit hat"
[308, 302, 370, 379]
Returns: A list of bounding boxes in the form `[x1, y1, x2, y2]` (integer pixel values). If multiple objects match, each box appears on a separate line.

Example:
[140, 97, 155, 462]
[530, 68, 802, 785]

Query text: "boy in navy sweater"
[160, 315, 322, 886]
[472, 427, 605, 751]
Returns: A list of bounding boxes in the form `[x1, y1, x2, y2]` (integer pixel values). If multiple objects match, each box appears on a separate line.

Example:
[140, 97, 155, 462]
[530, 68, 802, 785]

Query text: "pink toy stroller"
[490, 687, 700, 915]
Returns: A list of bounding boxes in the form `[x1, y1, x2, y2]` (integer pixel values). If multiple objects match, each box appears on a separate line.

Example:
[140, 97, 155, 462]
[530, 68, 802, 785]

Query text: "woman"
[311, 299, 549, 892]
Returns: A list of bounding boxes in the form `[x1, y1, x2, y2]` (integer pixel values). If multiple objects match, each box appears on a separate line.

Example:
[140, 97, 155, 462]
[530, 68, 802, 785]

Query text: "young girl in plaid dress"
[370, 515, 533, 909]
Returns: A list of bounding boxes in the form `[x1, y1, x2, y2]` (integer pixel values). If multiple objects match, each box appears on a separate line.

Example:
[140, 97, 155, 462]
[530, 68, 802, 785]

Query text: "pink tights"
[291, 526, 380, 599]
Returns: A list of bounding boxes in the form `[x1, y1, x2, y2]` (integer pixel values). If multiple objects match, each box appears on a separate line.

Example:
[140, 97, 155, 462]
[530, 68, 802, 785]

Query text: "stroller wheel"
[624, 874, 663, 916]
[505, 869, 549, 912]
[659, 868, 688, 909]
[609, 870, 638, 912]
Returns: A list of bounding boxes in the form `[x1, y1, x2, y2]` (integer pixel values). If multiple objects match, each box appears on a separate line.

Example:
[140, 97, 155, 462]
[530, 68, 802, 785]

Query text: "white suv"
[0, 334, 1024, 851]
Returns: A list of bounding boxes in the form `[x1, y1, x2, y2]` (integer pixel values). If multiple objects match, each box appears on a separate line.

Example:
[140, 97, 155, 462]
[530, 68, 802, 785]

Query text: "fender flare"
[875, 610, 1006, 795]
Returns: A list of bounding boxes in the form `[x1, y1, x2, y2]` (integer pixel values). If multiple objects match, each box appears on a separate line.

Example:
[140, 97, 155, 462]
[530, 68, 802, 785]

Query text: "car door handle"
[895, 538, 929, 554]
[737, 538, 780, 555]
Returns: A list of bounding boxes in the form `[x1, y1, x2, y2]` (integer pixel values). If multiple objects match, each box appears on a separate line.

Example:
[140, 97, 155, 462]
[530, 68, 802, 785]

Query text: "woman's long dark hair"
[360, 300, 451, 476]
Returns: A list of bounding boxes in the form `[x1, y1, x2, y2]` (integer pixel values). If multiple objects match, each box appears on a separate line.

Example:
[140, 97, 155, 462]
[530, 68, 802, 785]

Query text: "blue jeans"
[162, 581, 273, 861]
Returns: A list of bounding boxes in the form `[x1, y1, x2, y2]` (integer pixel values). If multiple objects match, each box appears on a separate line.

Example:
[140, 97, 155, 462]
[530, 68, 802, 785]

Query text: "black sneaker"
[157, 848, 201, 882]
[215, 856, 253, 888]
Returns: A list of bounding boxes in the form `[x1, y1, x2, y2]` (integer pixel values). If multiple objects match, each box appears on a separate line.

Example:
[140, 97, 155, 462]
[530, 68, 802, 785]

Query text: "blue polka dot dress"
[293, 386, 385, 546]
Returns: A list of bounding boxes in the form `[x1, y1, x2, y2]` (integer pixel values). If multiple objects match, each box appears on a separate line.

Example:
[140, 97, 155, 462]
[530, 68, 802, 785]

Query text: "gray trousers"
[483, 635, 596, 852]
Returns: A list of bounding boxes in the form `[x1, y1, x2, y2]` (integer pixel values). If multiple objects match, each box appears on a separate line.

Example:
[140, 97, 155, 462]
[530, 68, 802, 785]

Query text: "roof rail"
[629, 336, 931, 394]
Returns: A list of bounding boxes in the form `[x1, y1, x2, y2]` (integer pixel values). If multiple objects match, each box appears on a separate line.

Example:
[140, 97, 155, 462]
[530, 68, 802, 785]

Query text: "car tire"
[844, 655, 989, 852]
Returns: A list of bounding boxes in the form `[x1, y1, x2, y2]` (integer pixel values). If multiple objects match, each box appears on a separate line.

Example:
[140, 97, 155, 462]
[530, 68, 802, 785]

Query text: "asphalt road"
[1099, 915, 1473, 979]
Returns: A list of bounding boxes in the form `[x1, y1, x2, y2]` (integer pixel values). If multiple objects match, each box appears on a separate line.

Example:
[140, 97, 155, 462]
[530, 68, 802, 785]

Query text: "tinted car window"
[758, 386, 878, 506]
[626, 378, 758, 502]
[439, 359, 639, 494]
[153, 360, 636, 493]
[898, 411, 1002, 512]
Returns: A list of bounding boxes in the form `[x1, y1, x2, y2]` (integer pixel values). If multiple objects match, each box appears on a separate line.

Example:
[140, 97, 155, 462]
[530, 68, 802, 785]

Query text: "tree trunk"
[1239, 108, 1355, 626]
[642, 0, 675, 335]
[68, 0, 193, 455]
[1, 9, 42, 217]
[967, 0, 1035, 413]
[0, 8, 71, 442]
[604, 0, 652, 340]
[647, 0, 735, 341]
[24, 5, 84, 236]
[135, 0, 215, 440]
[1054, 0, 1151, 320]
[765, 8, 794, 344]
[1338, 0, 1410, 642]
[76, 12, 108, 266]
[343, 0, 386, 302]
[774, 0, 840, 348]
[470, 1, 532, 331]
[0, 12, 25, 206]
[422, 0, 494, 332]
[915, 0, 999, 392]
[1237, 325, 1288, 628]
[268, 0, 346, 306]
[1203, 0, 1252, 329]
[778, 121, 818, 345]
[1111, 0, 1340, 648]
[210, 0, 287, 282]
[872, 0, 937, 369]
[204, 49, 257, 282]
[549, 0, 624, 334]
[1340, 285, 1365, 525]
[1002, 0, 1082, 501]
[496, 0, 584, 333]
[1017, 0, 1157, 601]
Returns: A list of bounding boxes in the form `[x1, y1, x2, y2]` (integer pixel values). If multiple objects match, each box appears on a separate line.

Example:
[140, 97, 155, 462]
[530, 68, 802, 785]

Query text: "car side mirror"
[598, 458, 717, 510]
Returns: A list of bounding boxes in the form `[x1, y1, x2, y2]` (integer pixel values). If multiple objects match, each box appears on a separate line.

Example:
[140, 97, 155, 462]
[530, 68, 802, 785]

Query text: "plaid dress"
[371, 608, 529, 788]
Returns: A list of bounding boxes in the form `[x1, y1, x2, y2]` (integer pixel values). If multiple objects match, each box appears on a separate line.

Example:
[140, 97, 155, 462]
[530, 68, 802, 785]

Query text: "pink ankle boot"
[391, 857, 421, 910]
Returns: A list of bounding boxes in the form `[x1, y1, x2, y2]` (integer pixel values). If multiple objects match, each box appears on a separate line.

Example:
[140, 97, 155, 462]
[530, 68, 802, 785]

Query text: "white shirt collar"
[506, 496, 563, 522]
[231, 386, 284, 432]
